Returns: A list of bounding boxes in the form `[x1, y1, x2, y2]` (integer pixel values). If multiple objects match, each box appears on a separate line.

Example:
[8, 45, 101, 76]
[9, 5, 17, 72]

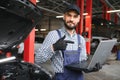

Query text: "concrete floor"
[84, 54, 120, 80]
[38, 53, 120, 80]
[84, 61, 120, 80]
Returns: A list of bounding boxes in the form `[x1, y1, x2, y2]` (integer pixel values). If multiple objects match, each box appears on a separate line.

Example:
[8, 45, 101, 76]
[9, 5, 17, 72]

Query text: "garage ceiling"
[36, 0, 120, 17]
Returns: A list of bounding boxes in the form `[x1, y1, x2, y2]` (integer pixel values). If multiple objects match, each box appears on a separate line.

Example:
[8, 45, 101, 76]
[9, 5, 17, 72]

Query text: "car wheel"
[111, 31, 120, 42]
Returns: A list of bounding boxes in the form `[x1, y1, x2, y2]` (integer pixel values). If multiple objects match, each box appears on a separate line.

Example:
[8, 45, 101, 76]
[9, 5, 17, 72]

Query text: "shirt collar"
[61, 27, 77, 37]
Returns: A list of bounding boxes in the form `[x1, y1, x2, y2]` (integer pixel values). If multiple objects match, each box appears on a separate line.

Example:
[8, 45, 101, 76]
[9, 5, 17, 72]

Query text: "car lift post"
[77, 0, 92, 55]
[85, 0, 92, 55]
[106, 8, 111, 20]
[100, 0, 111, 20]
[76, 0, 84, 34]
[114, 13, 118, 24]
[24, 0, 36, 63]
[103, 7, 111, 20]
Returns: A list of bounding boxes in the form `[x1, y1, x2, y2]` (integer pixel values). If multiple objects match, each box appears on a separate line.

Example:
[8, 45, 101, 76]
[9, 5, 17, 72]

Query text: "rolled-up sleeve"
[35, 31, 59, 63]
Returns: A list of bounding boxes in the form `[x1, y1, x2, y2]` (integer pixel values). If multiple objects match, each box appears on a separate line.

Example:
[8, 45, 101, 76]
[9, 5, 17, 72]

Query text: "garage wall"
[39, 17, 63, 31]
[35, 17, 63, 38]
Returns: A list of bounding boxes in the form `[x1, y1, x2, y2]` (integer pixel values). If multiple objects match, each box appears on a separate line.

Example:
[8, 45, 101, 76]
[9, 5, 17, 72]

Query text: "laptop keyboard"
[67, 60, 89, 69]
[76, 61, 89, 68]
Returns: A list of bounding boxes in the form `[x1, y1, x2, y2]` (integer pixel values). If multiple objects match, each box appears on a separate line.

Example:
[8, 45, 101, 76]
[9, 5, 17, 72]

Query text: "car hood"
[0, 0, 42, 51]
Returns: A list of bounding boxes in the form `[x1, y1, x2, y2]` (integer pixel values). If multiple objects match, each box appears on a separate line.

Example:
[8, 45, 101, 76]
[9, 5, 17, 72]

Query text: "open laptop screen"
[87, 39, 117, 69]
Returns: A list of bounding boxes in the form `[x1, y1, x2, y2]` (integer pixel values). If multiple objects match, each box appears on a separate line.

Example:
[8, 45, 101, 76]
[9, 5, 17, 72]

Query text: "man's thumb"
[61, 35, 66, 40]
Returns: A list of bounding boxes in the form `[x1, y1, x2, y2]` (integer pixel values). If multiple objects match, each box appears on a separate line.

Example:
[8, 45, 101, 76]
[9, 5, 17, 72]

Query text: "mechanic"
[35, 4, 100, 80]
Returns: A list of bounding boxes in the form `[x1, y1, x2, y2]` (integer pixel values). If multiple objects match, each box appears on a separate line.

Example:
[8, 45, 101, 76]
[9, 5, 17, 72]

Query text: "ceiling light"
[83, 13, 88, 15]
[36, 0, 40, 2]
[56, 15, 63, 18]
[35, 29, 38, 31]
[107, 10, 120, 13]
[40, 29, 46, 31]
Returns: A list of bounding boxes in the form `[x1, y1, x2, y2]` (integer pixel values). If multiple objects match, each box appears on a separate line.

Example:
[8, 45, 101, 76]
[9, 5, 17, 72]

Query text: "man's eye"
[66, 13, 71, 16]
[74, 15, 78, 18]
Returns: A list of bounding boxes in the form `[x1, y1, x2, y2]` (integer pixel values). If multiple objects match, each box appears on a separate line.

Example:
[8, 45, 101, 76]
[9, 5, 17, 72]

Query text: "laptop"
[65, 39, 117, 72]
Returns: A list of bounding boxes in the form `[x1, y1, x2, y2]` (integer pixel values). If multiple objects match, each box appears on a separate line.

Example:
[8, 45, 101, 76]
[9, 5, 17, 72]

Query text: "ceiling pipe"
[37, 5, 63, 15]
[37, 1, 71, 16]
[48, 0, 65, 12]
[62, 0, 70, 5]
[104, 0, 120, 17]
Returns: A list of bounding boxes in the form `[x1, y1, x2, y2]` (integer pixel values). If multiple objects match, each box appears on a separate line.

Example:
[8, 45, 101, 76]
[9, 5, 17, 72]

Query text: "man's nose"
[70, 17, 74, 21]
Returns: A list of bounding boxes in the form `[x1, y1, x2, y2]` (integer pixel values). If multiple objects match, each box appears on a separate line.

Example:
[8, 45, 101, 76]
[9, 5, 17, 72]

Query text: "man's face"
[63, 10, 80, 30]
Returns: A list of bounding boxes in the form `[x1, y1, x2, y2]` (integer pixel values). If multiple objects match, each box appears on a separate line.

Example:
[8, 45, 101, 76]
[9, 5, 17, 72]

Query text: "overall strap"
[56, 30, 62, 38]
[56, 30, 64, 58]
[77, 34, 81, 53]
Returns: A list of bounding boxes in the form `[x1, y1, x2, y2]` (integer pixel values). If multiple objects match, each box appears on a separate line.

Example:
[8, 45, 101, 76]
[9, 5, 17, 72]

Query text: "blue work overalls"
[54, 30, 84, 80]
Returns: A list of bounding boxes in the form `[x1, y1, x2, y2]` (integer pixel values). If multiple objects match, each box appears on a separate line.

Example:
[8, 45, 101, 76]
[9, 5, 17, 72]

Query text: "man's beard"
[64, 22, 76, 30]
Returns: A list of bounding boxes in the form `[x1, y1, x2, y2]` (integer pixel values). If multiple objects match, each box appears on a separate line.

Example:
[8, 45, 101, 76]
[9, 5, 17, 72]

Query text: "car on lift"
[92, 17, 120, 41]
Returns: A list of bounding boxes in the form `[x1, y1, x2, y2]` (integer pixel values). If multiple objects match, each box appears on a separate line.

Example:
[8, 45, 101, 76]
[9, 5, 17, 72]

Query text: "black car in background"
[92, 17, 120, 41]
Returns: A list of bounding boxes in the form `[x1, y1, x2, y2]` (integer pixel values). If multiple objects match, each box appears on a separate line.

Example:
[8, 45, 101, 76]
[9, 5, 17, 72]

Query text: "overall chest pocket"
[64, 50, 80, 66]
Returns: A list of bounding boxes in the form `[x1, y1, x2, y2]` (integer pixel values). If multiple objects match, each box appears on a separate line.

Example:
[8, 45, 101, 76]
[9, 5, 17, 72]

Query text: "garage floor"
[39, 53, 120, 80]
[84, 55, 120, 80]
